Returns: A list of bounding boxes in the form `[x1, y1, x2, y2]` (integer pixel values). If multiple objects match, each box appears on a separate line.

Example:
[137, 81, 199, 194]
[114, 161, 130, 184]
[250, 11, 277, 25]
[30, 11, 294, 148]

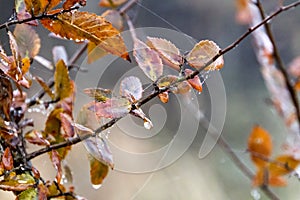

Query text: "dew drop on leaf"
[92, 184, 102, 190]
[144, 120, 153, 130]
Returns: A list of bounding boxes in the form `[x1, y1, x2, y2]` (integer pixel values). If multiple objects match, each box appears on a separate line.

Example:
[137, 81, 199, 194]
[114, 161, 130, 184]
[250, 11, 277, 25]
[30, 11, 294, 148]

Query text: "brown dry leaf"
[99, 0, 127, 7]
[186, 40, 224, 71]
[37, 184, 49, 200]
[133, 39, 163, 81]
[147, 37, 182, 71]
[0, 75, 13, 120]
[54, 60, 72, 100]
[63, 0, 86, 9]
[25, 130, 50, 146]
[14, 24, 41, 58]
[41, 11, 130, 61]
[51, 150, 62, 183]
[248, 125, 272, 168]
[87, 42, 108, 64]
[2, 147, 14, 170]
[60, 113, 75, 138]
[24, 0, 60, 16]
[158, 92, 169, 103]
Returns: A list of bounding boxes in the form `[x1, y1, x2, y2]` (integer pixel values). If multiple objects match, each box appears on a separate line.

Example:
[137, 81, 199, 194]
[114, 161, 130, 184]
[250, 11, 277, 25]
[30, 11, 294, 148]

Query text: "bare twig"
[255, 0, 300, 132]
[26, 0, 300, 162]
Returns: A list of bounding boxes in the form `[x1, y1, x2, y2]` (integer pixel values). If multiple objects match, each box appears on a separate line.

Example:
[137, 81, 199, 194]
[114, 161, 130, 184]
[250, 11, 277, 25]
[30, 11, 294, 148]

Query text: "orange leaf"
[99, 0, 127, 7]
[252, 168, 287, 187]
[269, 155, 300, 177]
[158, 92, 169, 103]
[2, 147, 13, 171]
[248, 125, 272, 168]
[41, 11, 130, 61]
[185, 69, 203, 93]
[25, 0, 60, 16]
[63, 0, 86, 9]
[87, 42, 108, 64]
[186, 40, 224, 71]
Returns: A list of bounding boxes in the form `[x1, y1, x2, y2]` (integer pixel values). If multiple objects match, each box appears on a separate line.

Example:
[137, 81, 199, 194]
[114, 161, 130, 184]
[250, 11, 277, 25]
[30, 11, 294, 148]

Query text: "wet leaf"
[133, 39, 163, 81]
[51, 150, 62, 183]
[85, 137, 114, 168]
[34, 76, 55, 99]
[14, 24, 41, 58]
[25, 130, 50, 146]
[2, 147, 13, 170]
[54, 59, 72, 100]
[41, 11, 130, 61]
[99, 0, 127, 7]
[87, 42, 108, 64]
[52, 46, 68, 65]
[0, 75, 13, 120]
[186, 40, 224, 71]
[130, 108, 153, 130]
[171, 81, 192, 94]
[63, 0, 86, 9]
[248, 125, 272, 168]
[24, 0, 60, 16]
[89, 157, 109, 188]
[147, 37, 182, 71]
[269, 155, 300, 177]
[88, 98, 131, 119]
[157, 75, 178, 88]
[60, 113, 75, 138]
[0, 173, 35, 191]
[252, 168, 287, 187]
[16, 188, 37, 200]
[84, 88, 112, 102]
[185, 69, 202, 93]
[102, 10, 124, 31]
[120, 76, 143, 102]
[158, 91, 169, 103]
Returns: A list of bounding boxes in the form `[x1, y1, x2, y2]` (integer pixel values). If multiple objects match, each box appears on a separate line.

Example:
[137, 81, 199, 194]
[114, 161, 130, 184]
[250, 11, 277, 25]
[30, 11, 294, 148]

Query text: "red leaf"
[25, 130, 50, 146]
[60, 113, 75, 138]
[2, 147, 13, 170]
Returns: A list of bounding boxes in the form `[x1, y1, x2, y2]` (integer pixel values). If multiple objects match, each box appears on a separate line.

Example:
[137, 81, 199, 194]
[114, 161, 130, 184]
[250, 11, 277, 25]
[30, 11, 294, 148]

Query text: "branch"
[26, 0, 300, 161]
[255, 0, 300, 132]
[0, 6, 80, 30]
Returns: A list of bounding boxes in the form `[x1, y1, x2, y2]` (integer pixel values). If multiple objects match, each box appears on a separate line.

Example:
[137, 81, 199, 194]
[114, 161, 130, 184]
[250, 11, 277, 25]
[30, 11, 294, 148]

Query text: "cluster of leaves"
[248, 125, 300, 187]
[0, 0, 226, 198]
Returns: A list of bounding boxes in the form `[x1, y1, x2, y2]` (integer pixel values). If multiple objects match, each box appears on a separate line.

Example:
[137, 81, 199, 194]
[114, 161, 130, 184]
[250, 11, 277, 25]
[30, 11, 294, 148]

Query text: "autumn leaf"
[54, 59, 72, 100]
[120, 76, 143, 102]
[25, 130, 50, 146]
[0, 172, 35, 192]
[14, 24, 41, 58]
[158, 91, 169, 103]
[185, 69, 203, 93]
[34, 76, 55, 99]
[147, 37, 182, 71]
[87, 42, 108, 64]
[16, 188, 37, 200]
[63, 0, 86, 9]
[269, 155, 300, 177]
[99, 0, 127, 7]
[157, 75, 178, 88]
[88, 98, 131, 119]
[24, 0, 60, 16]
[60, 113, 75, 138]
[2, 147, 13, 171]
[84, 87, 112, 102]
[0, 75, 13, 120]
[186, 40, 224, 71]
[248, 125, 272, 168]
[171, 81, 192, 94]
[133, 39, 163, 81]
[85, 137, 114, 168]
[51, 150, 62, 183]
[37, 184, 49, 200]
[252, 168, 287, 187]
[41, 11, 130, 61]
[89, 157, 109, 188]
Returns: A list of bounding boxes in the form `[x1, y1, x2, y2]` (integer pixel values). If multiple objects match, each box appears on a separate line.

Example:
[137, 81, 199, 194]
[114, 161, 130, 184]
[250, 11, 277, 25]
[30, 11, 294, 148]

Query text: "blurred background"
[1, 0, 300, 199]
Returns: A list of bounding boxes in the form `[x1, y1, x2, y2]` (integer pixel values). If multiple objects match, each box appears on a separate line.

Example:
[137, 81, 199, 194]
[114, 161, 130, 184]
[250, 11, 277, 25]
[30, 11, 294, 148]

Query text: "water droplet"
[144, 121, 153, 130]
[250, 189, 261, 200]
[92, 184, 102, 190]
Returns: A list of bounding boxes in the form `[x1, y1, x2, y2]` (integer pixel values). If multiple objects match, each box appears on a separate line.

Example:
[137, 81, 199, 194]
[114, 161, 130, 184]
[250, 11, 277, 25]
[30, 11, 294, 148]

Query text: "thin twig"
[255, 0, 300, 132]
[26, 0, 300, 161]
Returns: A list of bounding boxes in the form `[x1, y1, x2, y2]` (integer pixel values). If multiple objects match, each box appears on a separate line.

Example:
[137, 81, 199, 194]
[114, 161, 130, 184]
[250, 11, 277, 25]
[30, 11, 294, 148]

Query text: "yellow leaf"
[54, 60, 72, 100]
[87, 42, 108, 64]
[89, 157, 109, 187]
[41, 11, 130, 61]
[99, 0, 127, 7]
[248, 125, 272, 168]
